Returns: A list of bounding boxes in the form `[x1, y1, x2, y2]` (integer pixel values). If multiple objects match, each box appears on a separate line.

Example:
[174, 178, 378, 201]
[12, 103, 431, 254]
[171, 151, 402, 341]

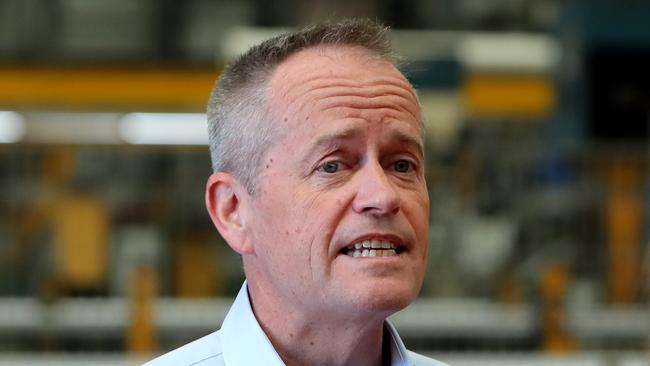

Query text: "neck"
[247, 280, 389, 366]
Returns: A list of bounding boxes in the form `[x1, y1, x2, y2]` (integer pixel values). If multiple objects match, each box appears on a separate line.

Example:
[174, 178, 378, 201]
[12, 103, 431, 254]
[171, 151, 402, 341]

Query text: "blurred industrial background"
[0, 0, 648, 365]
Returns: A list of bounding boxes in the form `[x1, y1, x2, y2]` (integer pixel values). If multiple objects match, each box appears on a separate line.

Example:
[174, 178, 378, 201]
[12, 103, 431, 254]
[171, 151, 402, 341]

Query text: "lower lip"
[339, 252, 404, 260]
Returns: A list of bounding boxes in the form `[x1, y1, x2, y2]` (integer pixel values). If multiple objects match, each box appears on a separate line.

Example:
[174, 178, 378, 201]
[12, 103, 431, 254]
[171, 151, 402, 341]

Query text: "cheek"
[254, 174, 356, 254]
[405, 191, 430, 242]
[292, 189, 354, 265]
[252, 188, 319, 256]
[248, 189, 296, 255]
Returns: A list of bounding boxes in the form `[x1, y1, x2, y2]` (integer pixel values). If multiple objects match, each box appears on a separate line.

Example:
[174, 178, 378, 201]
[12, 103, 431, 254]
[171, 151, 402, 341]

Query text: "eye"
[394, 159, 414, 173]
[319, 161, 340, 173]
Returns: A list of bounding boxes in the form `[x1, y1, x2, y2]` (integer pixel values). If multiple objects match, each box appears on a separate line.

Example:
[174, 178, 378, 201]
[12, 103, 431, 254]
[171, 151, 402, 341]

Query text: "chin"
[347, 278, 421, 315]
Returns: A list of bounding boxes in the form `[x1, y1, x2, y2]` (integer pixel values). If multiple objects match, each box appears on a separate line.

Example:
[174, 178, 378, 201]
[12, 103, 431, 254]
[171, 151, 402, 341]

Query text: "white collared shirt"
[144, 282, 448, 366]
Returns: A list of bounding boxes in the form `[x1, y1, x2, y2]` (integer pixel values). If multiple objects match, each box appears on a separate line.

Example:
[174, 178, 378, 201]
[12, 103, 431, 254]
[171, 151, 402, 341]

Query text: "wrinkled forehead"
[268, 45, 417, 114]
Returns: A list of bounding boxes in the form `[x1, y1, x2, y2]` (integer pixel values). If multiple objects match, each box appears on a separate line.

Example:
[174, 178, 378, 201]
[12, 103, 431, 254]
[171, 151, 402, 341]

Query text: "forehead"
[267, 45, 420, 123]
[271, 45, 403, 87]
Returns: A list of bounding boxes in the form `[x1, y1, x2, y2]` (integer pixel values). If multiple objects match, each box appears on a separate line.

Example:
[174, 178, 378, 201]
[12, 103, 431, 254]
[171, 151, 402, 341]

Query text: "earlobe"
[205, 172, 254, 255]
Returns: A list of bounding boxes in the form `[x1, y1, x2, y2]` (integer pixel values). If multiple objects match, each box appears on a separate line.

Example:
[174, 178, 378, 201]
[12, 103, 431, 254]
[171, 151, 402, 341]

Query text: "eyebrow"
[301, 125, 424, 165]
[391, 129, 424, 158]
[301, 127, 363, 164]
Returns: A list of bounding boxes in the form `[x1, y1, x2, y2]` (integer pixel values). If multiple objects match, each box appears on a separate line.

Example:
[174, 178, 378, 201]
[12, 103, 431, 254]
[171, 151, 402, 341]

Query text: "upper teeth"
[347, 240, 396, 250]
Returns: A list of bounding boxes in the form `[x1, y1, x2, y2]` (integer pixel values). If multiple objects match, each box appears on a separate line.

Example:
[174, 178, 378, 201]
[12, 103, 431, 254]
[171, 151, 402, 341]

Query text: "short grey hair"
[207, 19, 396, 193]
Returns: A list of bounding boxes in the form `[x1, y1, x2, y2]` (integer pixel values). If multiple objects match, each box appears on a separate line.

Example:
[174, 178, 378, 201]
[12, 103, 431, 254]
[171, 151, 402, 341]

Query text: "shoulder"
[407, 350, 450, 366]
[142, 330, 224, 366]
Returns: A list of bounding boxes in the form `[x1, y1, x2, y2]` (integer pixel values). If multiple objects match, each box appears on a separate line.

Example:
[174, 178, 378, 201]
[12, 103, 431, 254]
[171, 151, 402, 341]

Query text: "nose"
[351, 161, 400, 216]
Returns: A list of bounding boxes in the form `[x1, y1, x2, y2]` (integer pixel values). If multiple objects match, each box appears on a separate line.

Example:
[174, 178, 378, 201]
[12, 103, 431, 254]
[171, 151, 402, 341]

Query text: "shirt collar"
[220, 281, 286, 365]
[384, 318, 411, 366]
[220, 281, 413, 366]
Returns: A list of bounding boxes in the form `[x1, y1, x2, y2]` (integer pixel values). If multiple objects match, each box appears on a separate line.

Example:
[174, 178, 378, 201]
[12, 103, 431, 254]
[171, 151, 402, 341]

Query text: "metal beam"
[0, 67, 219, 110]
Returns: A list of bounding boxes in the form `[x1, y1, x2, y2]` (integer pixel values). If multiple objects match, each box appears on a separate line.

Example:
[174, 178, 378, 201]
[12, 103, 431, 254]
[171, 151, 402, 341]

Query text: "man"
[145, 19, 447, 366]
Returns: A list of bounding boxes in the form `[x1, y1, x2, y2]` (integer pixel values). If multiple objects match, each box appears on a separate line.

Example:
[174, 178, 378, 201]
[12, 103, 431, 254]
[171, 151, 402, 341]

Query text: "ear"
[205, 172, 254, 255]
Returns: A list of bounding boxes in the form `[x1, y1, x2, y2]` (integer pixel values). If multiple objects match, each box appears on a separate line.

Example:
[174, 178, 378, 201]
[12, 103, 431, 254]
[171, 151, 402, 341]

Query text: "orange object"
[52, 195, 108, 287]
[0, 66, 219, 109]
[462, 73, 555, 118]
[604, 160, 643, 303]
[540, 264, 577, 353]
[127, 266, 158, 353]
[175, 238, 219, 297]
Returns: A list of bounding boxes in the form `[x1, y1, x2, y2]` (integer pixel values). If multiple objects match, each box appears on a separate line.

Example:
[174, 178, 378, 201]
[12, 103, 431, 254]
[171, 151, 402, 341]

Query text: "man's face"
[244, 46, 429, 320]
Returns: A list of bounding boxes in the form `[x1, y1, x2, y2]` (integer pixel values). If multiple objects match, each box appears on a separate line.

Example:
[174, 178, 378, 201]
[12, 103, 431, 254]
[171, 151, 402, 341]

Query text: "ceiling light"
[118, 113, 208, 145]
[0, 111, 26, 143]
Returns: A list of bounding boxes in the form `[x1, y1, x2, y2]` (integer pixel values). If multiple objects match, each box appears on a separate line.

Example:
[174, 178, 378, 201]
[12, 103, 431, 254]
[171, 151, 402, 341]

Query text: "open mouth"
[341, 239, 404, 257]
